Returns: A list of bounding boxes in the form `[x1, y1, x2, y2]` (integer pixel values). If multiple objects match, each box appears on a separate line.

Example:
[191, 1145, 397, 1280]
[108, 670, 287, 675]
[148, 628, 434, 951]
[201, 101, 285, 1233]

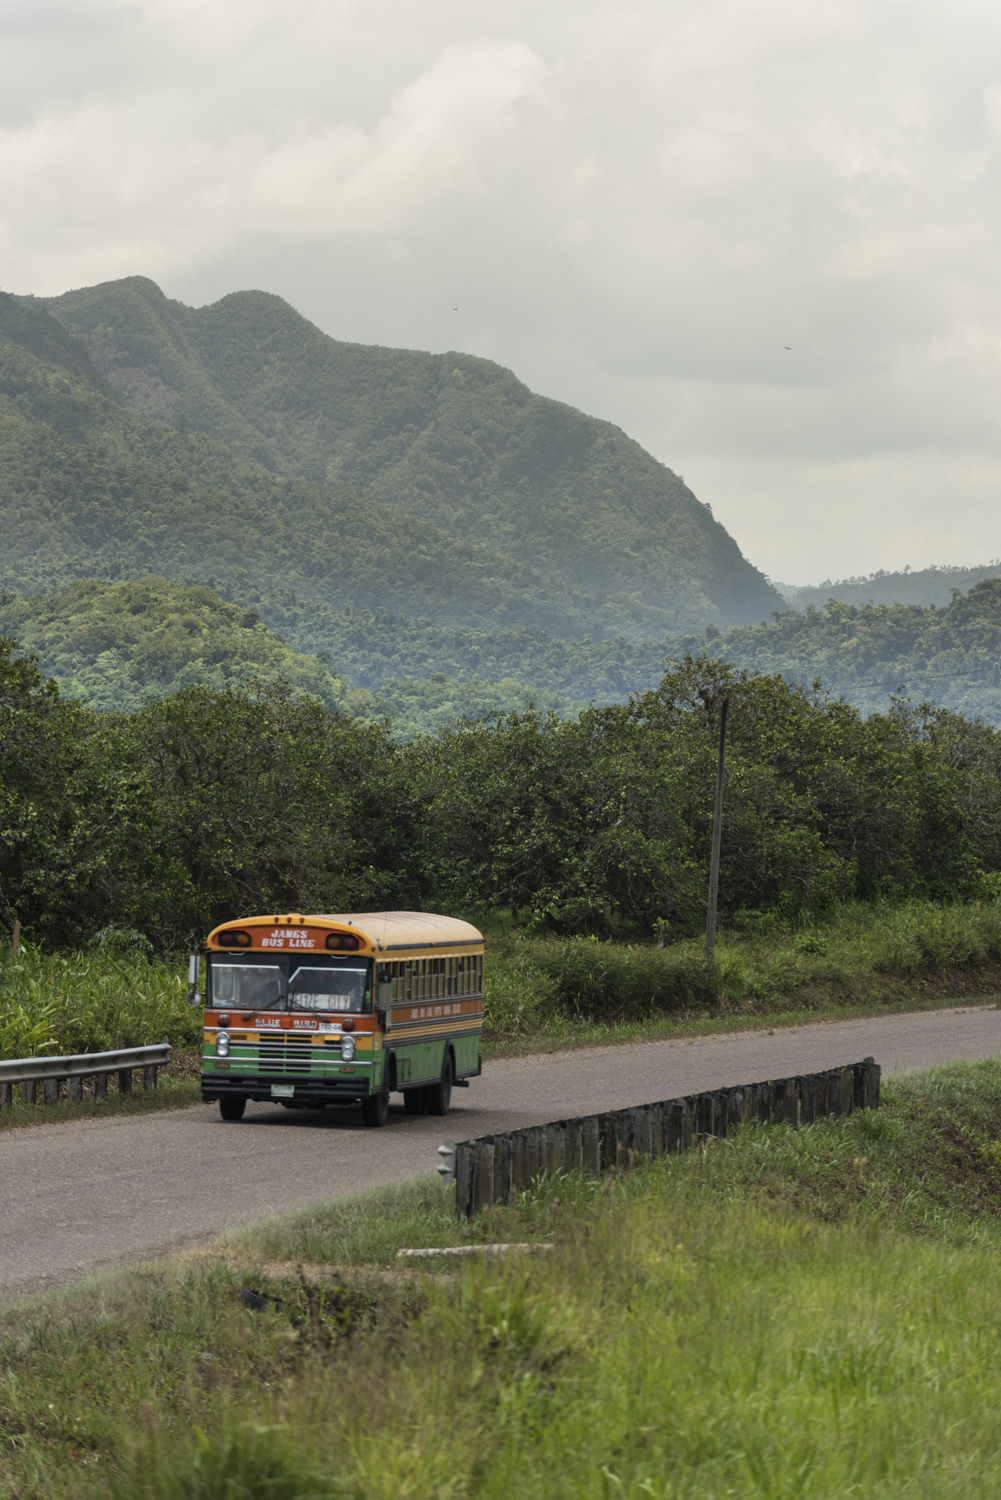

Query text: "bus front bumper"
[201, 1075, 372, 1105]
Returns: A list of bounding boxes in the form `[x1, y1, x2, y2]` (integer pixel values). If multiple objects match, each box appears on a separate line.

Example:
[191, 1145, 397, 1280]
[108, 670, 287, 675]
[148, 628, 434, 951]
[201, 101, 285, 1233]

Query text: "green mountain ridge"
[0, 297, 647, 640]
[782, 562, 1001, 611]
[35, 275, 782, 630]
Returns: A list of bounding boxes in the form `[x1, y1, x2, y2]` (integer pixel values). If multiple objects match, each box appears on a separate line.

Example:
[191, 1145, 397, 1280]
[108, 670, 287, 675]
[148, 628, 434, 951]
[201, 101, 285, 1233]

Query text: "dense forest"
[2, 573, 1000, 732]
[683, 580, 1001, 724]
[4, 637, 999, 951]
[33, 276, 782, 630]
[0, 578, 349, 714]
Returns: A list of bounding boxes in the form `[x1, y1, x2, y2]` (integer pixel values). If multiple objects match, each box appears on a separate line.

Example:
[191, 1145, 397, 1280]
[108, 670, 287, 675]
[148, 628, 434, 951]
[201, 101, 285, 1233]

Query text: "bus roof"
[316, 912, 483, 950]
[205, 911, 483, 952]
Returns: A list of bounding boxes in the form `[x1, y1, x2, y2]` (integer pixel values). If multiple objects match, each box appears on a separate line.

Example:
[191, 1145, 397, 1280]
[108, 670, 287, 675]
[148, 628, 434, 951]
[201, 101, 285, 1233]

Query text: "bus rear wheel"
[219, 1096, 246, 1121]
[361, 1090, 390, 1127]
[425, 1055, 453, 1117]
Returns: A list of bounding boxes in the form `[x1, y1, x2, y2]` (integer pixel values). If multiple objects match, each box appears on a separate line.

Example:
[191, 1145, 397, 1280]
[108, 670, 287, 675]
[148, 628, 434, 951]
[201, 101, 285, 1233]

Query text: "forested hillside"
[0, 578, 348, 714]
[0, 295, 628, 639]
[36, 276, 782, 631]
[784, 561, 1001, 610]
[689, 578, 1001, 723]
[0, 577, 585, 733]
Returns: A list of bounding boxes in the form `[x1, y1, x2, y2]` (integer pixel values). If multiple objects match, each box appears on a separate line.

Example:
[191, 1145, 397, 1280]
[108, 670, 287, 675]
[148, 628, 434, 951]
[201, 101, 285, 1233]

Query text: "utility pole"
[705, 696, 729, 966]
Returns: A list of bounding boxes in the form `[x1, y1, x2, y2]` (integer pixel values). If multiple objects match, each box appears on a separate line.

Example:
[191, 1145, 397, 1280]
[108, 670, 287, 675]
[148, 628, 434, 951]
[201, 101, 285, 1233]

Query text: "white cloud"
[2, 0, 1001, 581]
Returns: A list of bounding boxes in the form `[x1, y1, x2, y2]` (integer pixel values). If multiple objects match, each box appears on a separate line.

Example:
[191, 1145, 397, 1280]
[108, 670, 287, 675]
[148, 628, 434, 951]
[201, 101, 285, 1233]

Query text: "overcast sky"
[3, 0, 1001, 584]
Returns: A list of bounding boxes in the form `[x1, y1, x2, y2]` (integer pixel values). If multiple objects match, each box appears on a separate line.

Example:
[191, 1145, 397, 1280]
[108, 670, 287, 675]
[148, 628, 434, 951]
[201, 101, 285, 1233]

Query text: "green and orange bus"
[196, 911, 483, 1125]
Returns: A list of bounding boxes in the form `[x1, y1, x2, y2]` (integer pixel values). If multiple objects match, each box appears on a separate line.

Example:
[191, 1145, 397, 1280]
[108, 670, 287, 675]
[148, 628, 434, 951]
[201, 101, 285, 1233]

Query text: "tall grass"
[0, 942, 203, 1060]
[7, 1062, 1001, 1498]
[484, 897, 1001, 1037]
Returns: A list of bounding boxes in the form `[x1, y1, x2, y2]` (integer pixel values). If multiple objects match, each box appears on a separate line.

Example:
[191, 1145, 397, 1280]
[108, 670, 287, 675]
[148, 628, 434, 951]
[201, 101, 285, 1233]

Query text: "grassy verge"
[6, 1062, 1001, 1496]
[483, 897, 1001, 1050]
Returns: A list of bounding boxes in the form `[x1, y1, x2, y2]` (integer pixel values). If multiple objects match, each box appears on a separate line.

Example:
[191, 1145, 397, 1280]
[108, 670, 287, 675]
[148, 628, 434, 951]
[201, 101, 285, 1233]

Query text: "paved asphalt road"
[4, 1005, 1001, 1301]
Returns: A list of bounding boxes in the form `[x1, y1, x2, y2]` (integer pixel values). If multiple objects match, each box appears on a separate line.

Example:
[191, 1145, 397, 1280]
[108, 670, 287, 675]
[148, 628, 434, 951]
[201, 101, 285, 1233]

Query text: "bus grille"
[255, 1040, 317, 1074]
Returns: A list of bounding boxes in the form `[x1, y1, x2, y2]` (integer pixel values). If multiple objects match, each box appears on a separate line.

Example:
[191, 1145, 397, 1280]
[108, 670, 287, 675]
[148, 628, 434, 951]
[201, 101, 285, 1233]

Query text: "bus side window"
[476, 954, 482, 993]
[447, 956, 454, 996]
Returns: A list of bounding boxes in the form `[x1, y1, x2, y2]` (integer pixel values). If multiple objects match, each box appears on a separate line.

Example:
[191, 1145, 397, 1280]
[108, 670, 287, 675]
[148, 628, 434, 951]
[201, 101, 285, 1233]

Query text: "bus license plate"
[271, 1084, 295, 1098]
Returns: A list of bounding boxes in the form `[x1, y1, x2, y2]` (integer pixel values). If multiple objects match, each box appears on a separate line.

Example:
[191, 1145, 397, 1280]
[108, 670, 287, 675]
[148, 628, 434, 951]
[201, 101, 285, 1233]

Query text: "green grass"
[0, 941, 203, 1060]
[482, 898, 1001, 1051]
[7, 1062, 1001, 1497]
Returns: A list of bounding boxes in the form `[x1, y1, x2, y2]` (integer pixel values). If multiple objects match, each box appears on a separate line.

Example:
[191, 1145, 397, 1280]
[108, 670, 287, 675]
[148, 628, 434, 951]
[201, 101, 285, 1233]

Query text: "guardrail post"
[67, 1076, 83, 1103]
[143, 1064, 158, 1091]
[1, 1081, 11, 1110]
[43, 1078, 60, 1106]
[118, 1068, 132, 1095]
[94, 1073, 107, 1099]
[22, 1080, 36, 1105]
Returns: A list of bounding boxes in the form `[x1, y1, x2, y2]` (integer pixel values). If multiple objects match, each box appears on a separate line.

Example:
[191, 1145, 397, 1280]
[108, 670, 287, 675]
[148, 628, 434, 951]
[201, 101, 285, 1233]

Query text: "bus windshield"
[211, 962, 283, 1011]
[289, 965, 369, 1013]
[208, 955, 372, 1013]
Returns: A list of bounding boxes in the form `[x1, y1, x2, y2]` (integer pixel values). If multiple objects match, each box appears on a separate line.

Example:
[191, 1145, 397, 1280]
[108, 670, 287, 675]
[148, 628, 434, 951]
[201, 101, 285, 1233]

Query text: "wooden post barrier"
[453, 1058, 881, 1218]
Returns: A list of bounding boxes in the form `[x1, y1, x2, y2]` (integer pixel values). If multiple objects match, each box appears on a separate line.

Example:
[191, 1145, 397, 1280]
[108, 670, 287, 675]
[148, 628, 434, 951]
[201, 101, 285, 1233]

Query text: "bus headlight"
[341, 1034, 355, 1062]
[217, 1032, 230, 1057]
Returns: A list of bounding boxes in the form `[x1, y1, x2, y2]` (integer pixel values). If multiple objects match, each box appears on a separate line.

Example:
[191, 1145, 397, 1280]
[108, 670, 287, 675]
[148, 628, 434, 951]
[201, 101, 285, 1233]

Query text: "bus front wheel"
[219, 1096, 246, 1122]
[361, 1090, 390, 1127]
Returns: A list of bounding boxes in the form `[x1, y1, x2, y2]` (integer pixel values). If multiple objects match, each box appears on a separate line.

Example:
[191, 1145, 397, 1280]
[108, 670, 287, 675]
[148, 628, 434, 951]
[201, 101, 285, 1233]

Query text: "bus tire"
[426, 1053, 453, 1117]
[219, 1096, 246, 1121]
[403, 1087, 427, 1115]
[361, 1090, 390, 1127]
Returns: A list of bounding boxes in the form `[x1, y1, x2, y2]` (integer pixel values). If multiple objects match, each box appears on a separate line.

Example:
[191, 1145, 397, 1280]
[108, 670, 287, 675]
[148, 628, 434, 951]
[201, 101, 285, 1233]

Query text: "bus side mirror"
[186, 952, 201, 1007]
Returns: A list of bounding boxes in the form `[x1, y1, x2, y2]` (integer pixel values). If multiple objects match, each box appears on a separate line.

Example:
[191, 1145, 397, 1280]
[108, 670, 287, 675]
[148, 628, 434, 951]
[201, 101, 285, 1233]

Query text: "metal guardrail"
[0, 1041, 171, 1108]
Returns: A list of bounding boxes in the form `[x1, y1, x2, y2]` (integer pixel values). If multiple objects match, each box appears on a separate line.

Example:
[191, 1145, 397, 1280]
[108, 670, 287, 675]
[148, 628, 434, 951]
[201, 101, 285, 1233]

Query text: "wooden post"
[143, 1064, 158, 1091]
[22, 1080, 36, 1105]
[94, 1072, 108, 1099]
[546, 1123, 566, 1179]
[471, 1141, 495, 1216]
[455, 1143, 473, 1219]
[493, 1135, 513, 1208]
[864, 1057, 881, 1109]
[1, 1082, 11, 1110]
[705, 696, 730, 966]
[67, 1076, 83, 1104]
[118, 1068, 132, 1095]
[43, 1078, 60, 1106]
[667, 1101, 684, 1154]
[565, 1119, 584, 1174]
[11, 920, 19, 958]
[582, 1115, 601, 1174]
